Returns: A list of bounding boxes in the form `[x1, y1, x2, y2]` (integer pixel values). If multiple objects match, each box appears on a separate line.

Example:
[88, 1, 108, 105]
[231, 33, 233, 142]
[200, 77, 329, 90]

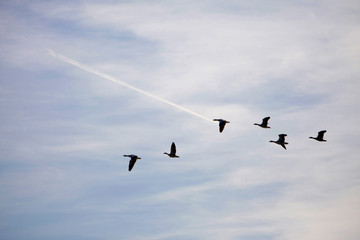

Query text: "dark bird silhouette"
[123, 154, 141, 171]
[254, 116, 271, 128]
[164, 142, 179, 158]
[270, 134, 288, 150]
[309, 130, 327, 142]
[213, 119, 230, 133]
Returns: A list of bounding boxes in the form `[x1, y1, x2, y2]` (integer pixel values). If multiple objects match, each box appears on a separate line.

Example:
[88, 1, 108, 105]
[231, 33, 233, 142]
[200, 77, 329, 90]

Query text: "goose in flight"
[270, 134, 288, 150]
[309, 130, 327, 142]
[123, 154, 142, 171]
[254, 116, 271, 128]
[164, 142, 179, 158]
[213, 119, 230, 133]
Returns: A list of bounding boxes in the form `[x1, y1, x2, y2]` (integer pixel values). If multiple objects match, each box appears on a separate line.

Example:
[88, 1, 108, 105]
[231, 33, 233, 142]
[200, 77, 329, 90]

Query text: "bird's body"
[270, 134, 288, 150]
[164, 142, 179, 158]
[213, 119, 230, 133]
[123, 154, 142, 171]
[254, 116, 271, 128]
[309, 130, 327, 142]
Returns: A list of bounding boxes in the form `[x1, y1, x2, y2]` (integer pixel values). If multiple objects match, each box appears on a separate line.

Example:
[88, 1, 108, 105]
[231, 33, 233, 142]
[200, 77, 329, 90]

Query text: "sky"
[0, 0, 360, 239]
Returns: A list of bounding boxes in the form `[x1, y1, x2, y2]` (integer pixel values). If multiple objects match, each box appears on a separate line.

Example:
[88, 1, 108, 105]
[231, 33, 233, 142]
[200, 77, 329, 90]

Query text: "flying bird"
[164, 142, 179, 158]
[123, 154, 142, 171]
[213, 119, 230, 133]
[309, 130, 327, 142]
[254, 116, 271, 128]
[270, 134, 288, 150]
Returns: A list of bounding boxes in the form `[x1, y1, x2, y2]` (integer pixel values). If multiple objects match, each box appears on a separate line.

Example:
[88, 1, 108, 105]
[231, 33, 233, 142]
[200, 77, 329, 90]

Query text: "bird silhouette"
[213, 119, 230, 133]
[123, 154, 141, 171]
[270, 134, 288, 150]
[164, 142, 179, 158]
[309, 130, 327, 142]
[254, 116, 271, 128]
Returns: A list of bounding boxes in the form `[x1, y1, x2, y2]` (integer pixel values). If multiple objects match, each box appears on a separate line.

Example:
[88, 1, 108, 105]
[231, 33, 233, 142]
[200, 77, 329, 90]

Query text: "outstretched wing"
[262, 117, 270, 126]
[280, 143, 287, 150]
[278, 134, 287, 142]
[170, 142, 176, 155]
[129, 158, 137, 171]
[219, 121, 226, 132]
[317, 130, 326, 139]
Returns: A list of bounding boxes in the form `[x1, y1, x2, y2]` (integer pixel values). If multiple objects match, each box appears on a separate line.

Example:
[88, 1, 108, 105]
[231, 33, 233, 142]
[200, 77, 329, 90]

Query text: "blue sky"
[1, 0, 360, 239]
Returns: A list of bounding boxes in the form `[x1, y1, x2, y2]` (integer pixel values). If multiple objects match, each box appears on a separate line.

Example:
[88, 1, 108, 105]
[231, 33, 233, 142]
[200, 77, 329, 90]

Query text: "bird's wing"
[129, 158, 137, 171]
[281, 143, 287, 150]
[278, 134, 287, 142]
[318, 130, 326, 139]
[262, 117, 270, 125]
[171, 142, 176, 154]
[219, 122, 225, 132]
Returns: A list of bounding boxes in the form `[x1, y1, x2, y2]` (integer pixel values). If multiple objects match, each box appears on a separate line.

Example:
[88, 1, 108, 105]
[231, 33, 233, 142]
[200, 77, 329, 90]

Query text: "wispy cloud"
[0, 0, 359, 240]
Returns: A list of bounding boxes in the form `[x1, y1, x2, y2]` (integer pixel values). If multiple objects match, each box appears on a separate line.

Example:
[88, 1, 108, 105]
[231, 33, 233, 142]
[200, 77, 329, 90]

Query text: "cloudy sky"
[1, 0, 360, 239]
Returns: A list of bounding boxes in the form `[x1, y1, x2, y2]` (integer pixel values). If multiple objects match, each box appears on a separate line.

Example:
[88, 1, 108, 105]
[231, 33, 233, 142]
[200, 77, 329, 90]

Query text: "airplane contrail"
[46, 48, 213, 122]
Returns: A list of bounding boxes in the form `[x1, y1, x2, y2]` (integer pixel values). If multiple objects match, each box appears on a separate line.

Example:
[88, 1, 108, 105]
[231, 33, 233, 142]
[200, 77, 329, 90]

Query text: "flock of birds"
[124, 116, 327, 171]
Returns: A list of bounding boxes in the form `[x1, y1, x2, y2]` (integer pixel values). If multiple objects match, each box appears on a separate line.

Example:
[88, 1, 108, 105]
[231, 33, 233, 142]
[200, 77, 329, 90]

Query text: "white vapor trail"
[46, 48, 213, 122]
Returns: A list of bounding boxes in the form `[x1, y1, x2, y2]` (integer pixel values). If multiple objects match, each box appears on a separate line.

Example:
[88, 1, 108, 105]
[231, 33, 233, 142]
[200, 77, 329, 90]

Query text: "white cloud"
[0, 1, 359, 239]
